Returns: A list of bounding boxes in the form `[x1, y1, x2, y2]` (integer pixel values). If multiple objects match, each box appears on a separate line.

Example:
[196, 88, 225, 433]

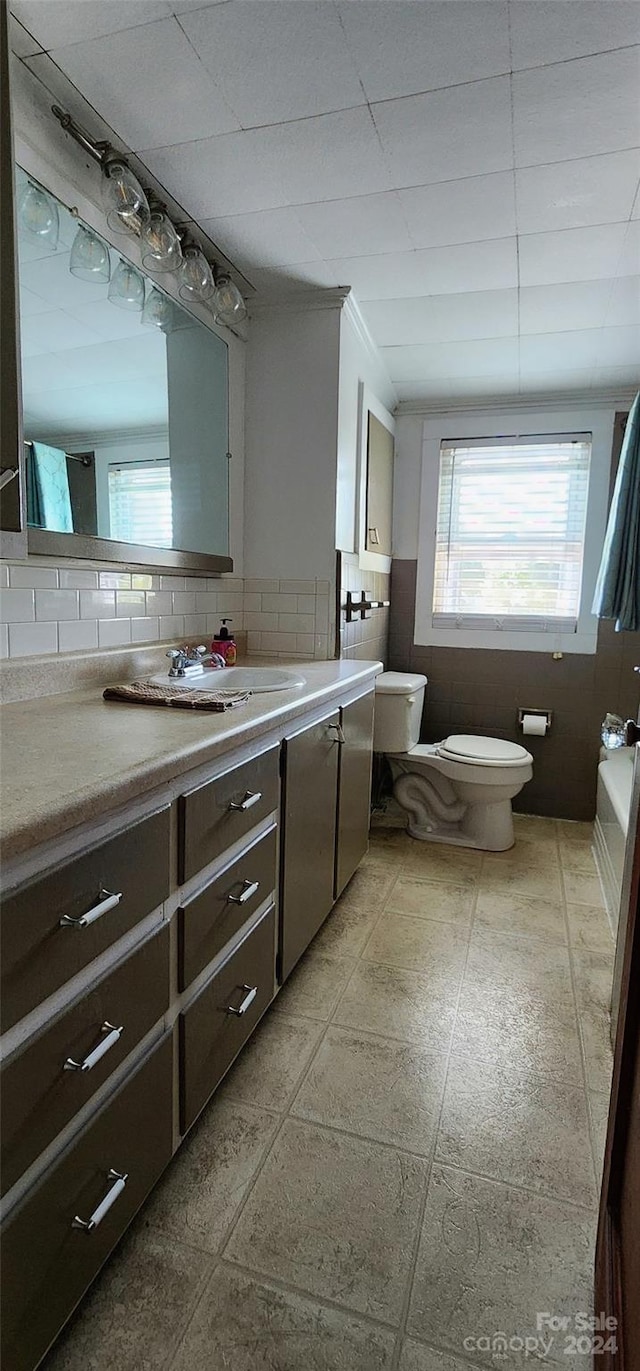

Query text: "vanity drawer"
[1, 1031, 173, 1371]
[179, 747, 279, 883]
[1, 923, 170, 1199]
[180, 905, 276, 1132]
[1, 806, 171, 1034]
[179, 826, 277, 990]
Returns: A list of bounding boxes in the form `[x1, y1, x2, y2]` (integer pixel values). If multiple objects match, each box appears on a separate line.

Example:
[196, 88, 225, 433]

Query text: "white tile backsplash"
[35, 589, 79, 621]
[58, 619, 99, 652]
[0, 566, 338, 660]
[8, 621, 58, 656]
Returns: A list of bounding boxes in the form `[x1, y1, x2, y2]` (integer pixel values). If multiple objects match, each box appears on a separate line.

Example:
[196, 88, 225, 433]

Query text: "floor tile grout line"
[389, 856, 482, 1371]
[215, 1253, 403, 1334]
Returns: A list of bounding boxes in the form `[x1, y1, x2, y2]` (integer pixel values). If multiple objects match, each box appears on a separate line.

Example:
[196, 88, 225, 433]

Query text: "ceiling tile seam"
[379, 324, 635, 350]
[30, 8, 189, 58]
[172, 10, 244, 131]
[508, 40, 640, 79]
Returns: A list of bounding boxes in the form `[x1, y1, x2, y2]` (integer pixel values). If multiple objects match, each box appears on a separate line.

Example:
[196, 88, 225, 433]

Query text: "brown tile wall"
[388, 415, 640, 821]
[338, 551, 390, 665]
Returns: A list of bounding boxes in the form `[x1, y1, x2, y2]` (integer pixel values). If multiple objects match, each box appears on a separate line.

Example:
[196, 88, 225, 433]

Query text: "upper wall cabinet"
[356, 382, 395, 572]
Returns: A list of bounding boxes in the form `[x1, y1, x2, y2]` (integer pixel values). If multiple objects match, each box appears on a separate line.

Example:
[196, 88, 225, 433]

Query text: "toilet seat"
[437, 734, 532, 768]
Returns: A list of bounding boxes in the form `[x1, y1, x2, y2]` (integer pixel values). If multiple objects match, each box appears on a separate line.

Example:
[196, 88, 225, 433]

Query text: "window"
[414, 409, 613, 655]
[432, 435, 592, 634]
[108, 460, 173, 548]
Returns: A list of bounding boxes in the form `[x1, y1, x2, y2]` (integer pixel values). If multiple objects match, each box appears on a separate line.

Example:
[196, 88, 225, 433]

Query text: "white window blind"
[432, 434, 592, 633]
[108, 460, 173, 548]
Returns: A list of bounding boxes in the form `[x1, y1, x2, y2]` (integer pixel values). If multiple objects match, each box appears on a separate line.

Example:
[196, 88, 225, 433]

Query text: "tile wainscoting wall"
[0, 565, 334, 662]
[338, 552, 390, 666]
[389, 558, 640, 821]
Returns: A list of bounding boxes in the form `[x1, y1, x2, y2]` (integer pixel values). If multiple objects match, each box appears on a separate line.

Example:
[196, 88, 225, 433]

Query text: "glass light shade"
[69, 224, 111, 283]
[141, 286, 175, 331]
[108, 259, 145, 311]
[141, 209, 183, 272]
[178, 245, 214, 302]
[18, 181, 59, 248]
[101, 157, 150, 234]
[212, 273, 247, 325]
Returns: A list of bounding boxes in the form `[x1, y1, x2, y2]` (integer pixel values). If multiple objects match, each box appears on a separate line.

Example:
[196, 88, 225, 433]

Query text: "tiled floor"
[45, 816, 615, 1371]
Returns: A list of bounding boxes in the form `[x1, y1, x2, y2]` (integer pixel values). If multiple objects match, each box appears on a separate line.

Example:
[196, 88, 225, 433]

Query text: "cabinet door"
[365, 412, 394, 555]
[280, 713, 340, 982]
[335, 692, 375, 900]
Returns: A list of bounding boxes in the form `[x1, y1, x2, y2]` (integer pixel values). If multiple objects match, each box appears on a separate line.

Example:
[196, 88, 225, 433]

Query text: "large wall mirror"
[16, 166, 232, 571]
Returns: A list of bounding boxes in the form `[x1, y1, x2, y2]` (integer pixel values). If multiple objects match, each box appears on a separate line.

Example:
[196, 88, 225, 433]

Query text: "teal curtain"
[592, 393, 640, 632]
[26, 441, 74, 533]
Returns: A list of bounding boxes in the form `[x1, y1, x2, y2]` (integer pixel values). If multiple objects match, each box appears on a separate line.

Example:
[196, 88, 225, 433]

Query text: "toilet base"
[392, 766, 519, 852]
[405, 800, 515, 852]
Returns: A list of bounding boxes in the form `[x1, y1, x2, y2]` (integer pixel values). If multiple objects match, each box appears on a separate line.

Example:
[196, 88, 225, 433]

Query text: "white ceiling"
[10, 0, 640, 405]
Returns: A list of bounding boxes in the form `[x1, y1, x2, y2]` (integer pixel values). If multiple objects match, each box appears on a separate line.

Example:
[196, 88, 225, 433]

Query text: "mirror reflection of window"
[108, 460, 172, 548]
[16, 167, 230, 559]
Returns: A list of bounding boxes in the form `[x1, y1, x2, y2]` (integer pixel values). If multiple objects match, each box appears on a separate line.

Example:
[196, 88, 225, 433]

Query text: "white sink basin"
[147, 666, 306, 693]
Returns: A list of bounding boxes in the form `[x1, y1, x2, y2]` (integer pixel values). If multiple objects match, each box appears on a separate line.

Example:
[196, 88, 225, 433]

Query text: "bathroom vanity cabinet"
[0, 667, 377, 1371]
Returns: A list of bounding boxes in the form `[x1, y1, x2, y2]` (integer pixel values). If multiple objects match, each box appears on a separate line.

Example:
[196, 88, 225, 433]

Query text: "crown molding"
[395, 387, 638, 417]
[249, 286, 352, 316]
[341, 291, 397, 404]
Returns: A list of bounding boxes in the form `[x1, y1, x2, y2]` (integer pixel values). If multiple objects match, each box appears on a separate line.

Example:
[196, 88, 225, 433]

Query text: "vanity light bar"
[50, 105, 247, 323]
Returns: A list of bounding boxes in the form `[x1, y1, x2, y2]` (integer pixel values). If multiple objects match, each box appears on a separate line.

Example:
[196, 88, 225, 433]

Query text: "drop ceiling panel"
[381, 337, 519, 382]
[512, 48, 640, 167]
[11, 0, 171, 49]
[372, 77, 513, 188]
[519, 281, 617, 335]
[362, 289, 519, 346]
[596, 325, 640, 369]
[144, 127, 291, 218]
[519, 328, 602, 373]
[48, 18, 241, 151]
[518, 223, 629, 287]
[19, 310, 104, 358]
[180, 2, 364, 127]
[294, 192, 413, 261]
[268, 107, 394, 207]
[398, 172, 516, 250]
[509, 1, 640, 71]
[337, 1, 510, 102]
[515, 151, 640, 235]
[604, 276, 640, 329]
[200, 208, 322, 270]
[329, 238, 517, 302]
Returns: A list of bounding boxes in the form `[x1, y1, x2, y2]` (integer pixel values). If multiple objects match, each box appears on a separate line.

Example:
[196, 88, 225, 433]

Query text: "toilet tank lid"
[440, 734, 530, 763]
[375, 671, 428, 695]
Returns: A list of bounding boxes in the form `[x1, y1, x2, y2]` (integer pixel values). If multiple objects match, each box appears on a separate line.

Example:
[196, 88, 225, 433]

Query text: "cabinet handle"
[228, 879, 260, 906]
[228, 791, 261, 812]
[72, 1169, 128, 1232]
[327, 723, 346, 745]
[64, 1022, 124, 1073]
[226, 983, 258, 1016]
[60, 889, 122, 929]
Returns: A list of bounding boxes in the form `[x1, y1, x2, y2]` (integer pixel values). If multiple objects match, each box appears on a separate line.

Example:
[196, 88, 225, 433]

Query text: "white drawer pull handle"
[228, 879, 260, 906]
[72, 1169, 128, 1232]
[226, 984, 258, 1016]
[60, 889, 122, 929]
[64, 1022, 124, 1073]
[228, 790, 261, 813]
[328, 723, 346, 744]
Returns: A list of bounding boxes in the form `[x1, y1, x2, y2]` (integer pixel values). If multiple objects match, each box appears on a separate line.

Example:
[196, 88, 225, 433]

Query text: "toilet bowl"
[374, 671, 533, 851]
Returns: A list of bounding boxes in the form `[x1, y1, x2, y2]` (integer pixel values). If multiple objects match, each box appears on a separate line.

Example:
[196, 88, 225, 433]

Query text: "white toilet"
[374, 671, 533, 852]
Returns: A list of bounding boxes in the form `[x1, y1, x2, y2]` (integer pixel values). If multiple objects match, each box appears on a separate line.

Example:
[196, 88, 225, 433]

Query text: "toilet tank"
[374, 672, 428, 753]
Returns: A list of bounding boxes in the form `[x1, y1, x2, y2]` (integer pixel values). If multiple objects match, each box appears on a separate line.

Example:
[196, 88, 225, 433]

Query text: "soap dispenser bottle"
[212, 618, 237, 666]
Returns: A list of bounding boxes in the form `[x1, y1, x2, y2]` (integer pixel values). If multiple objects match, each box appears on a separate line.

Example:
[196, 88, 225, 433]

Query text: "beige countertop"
[1, 656, 381, 863]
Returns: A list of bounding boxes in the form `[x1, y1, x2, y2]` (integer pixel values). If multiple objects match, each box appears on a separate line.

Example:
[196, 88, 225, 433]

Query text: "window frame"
[414, 408, 613, 655]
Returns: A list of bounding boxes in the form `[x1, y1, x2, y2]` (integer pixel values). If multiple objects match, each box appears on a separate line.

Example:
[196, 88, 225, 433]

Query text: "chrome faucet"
[166, 645, 226, 677]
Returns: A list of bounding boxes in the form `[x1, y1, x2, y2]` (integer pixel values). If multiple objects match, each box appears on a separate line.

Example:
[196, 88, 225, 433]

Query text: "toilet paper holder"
[518, 707, 552, 734]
